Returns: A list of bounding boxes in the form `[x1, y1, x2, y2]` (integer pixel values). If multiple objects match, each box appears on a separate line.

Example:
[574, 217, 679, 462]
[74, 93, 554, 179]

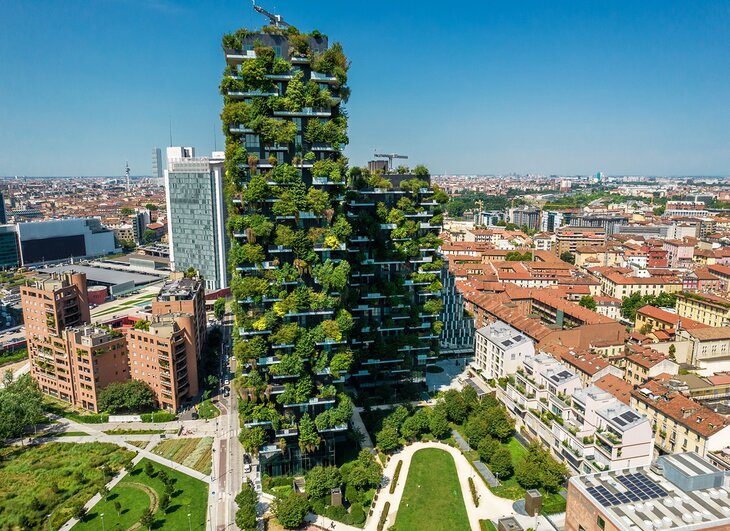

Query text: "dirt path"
[124, 482, 160, 531]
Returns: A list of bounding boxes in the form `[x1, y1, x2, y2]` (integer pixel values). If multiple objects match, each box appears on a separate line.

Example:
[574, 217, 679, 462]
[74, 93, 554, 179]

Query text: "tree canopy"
[97, 380, 157, 413]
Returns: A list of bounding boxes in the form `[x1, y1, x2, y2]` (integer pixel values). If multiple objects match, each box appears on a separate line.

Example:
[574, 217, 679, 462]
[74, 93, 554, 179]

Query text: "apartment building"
[498, 352, 653, 475]
[152, 273, 206, 363]
[662, 239, 694, 267]
[126, 313, 198, 412]
[707, 264, 730, 291]
[474, 321, 534, 380]
[22, 272, 92, 405]
[617, 345, 678, 387]
[634, 305, 708, 337]
[555, 227, 606, 256]
[566, 452, 730, 531]
[630, 377, 730, 458]
[590, 267, 683, 299]
[675, 292, 730, 327]
[65, 326, 129, 411]
[22, 269, 204, 412]
[676, 327, 730, 367]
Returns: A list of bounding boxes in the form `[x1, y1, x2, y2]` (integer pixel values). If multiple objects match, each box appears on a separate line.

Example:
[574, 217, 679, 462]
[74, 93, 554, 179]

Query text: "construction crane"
[373, 152, 408, 172]
[251, 1, 290, 28]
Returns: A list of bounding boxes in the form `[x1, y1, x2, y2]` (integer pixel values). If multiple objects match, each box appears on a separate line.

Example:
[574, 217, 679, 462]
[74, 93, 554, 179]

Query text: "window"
[597, 516, 606, 529]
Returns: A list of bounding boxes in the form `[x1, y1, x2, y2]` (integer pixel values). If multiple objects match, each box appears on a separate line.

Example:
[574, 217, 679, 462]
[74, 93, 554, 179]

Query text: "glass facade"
[0, 226, 18, 269]
[166, 162, 227, 290]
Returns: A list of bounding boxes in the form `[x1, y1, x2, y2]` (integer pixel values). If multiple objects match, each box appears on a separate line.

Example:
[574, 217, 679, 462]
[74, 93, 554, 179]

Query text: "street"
[209, 311, 249, 531]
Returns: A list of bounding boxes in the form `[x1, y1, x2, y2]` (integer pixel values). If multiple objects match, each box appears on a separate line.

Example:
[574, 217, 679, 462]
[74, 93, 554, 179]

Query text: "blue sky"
[1, 0, 729, 176]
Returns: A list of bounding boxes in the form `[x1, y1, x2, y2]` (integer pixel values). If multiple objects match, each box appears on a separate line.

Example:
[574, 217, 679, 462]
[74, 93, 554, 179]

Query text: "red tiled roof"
[595, 374, 632, 405]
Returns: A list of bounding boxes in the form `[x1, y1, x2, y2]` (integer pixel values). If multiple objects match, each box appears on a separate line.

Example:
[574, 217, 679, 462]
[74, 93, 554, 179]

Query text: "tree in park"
[235, 482, 258, 531]
[400, 409, 430, 440]
[344, 449, 382, 491]
[159, 492, 170, 511]
[442, 389, 468, 424]
[383, 405, 409, 431]
[214, 297, 226, 320]
[98, 380, 157, 414]
[140, 508, 154, 530]
[72, 503, 86, 520]
[489, 447, 514, 478]
[144, 461, 155, 478]
[304, 466, 341, 499]
[578, 295, 597, 311]
[376, 423, 400, 452]
[272, 493, 310, 529]
[515, 442, 567, 492]
[460, 385, 479, 411]
[0, 373, 43, 441]
[464, 415, 489, 447]
[559, 251, 575, 264]
[477, 435, 500, 463]
[114, 501, 122, 517]
[485, 406, 515, 441]
[428, 404, 450, 439]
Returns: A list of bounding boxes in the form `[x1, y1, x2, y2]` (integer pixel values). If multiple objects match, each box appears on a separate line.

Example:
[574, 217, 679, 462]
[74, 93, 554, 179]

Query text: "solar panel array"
[586, 473, 669, 507]
[613, 411, 641, 427]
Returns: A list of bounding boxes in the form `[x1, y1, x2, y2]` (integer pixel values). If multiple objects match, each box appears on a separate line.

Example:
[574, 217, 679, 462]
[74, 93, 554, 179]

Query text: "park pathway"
[364, 441, 550, 531]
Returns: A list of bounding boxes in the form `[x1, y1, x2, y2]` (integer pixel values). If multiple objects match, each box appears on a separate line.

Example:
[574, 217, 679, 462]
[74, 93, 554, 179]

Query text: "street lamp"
[101, 513, 105, 531]
[187, 512, 192, 531]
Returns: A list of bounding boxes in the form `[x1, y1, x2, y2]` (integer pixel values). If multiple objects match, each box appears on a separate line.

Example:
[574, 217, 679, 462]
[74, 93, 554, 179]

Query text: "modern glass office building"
[164, 150, 228, 291]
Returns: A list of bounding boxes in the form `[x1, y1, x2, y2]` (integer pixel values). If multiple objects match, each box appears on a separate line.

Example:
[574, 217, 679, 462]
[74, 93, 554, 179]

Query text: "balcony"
[228, 90, 278, 99]
[225, 49, 257, 61]
[310, 143, 339, 152]
[311, 71, 338, 83]
[265, 72, 295, 80]
[312, 176, 345, 186]
[273, 107, 331, 118]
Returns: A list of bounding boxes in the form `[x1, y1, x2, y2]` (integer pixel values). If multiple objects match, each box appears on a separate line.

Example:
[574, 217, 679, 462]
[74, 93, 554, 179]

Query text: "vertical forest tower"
[221, 9, 449, 475]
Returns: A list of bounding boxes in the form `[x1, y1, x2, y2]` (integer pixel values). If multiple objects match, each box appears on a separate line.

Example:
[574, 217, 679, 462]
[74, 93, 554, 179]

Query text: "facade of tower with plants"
[221, 21, 452, 475]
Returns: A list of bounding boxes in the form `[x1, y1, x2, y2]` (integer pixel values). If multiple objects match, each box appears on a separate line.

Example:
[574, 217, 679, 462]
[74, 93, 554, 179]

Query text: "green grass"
[0, 442, 135, 530]
[0, 348, 28, 366]
[43, 397, 109, 424]
[480, 520, 497, 531]
[73, 458, 208, 530]
[197, 399, 220, 420]
[394, 448, 470, 531]
[104, 429, 166, 435]
[54, 431, 90, 437]
[506, 437, 527, 462]
[151, 438, 213, 475]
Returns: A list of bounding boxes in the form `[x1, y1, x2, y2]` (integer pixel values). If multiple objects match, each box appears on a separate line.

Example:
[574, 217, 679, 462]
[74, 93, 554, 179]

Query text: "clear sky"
[1, 0, 729, 176]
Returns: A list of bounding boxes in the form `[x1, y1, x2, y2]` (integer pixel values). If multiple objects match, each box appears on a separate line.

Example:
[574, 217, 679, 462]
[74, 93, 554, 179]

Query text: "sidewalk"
[451, 430, 500, 488]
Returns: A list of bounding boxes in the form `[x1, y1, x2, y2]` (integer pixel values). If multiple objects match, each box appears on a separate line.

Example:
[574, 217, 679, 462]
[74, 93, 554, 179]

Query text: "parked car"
[243, 454, 252, 473]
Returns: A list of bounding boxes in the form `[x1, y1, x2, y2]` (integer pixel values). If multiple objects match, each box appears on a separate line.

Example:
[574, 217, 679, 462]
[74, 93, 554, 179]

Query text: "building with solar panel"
[566, 452, 730, 530]
[474, 320, 535, 380]
[498, 352, 654, 475]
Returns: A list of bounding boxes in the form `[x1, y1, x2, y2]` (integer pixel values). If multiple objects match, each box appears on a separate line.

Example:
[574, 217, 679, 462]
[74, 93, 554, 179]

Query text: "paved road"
[210, 312, 245, 531]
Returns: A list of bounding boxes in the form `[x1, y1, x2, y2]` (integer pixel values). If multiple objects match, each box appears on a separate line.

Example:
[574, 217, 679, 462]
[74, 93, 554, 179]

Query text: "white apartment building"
[498, 352, 654, 475]
[474, 321, 535, 380]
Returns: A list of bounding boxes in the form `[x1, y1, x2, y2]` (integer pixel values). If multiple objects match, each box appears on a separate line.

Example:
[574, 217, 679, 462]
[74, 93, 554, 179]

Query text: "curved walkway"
[367, 442, 515, 531]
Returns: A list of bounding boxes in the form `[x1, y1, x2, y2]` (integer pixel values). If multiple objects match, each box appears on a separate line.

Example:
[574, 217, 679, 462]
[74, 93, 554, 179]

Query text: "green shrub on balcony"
[329, 350, 353, 376]
[313, 259, 350, 291]
[269, 164, 302, 184]
[399, 178, 429, 193]
[422, 299, 443, 315]
[235, 336, 268, 362]
[269, 323, 301, 346]
[232, 275, 270, 301]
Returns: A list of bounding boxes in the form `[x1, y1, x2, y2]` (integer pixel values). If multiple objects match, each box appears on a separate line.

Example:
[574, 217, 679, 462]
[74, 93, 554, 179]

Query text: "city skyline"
[0, 0, 728, 177]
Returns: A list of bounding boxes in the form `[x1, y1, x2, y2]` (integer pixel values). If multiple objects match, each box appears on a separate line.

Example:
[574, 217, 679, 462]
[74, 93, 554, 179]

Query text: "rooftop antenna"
[251, 0, 290, 28]
[374, 151, 408, 172]
[125, 162, 131, 192]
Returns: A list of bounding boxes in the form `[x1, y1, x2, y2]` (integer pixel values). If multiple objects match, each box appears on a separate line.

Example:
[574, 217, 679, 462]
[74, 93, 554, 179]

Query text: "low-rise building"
[676, 292, 730, 327]
[676, 327, 730, 368]
[619, 345, 679, 387]
[499, 352, 654, 475]
[565, 452, 730, 531]
[474, 320, 534, 380]
[630, 377, 730, 458]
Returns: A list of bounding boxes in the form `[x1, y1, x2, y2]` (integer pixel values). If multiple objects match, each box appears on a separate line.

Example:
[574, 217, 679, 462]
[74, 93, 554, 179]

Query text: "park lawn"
[0, 442, 135, 530]
[394, 448, 470, 531]
[104, 429, 166, 435]
[74, 458, 208, 530]
[480, 521, 498, 531]
[152, 437, 213, 475]
[43, 396, 109, 423]
[198, 399, 220, 420]
[506, 437, 527, 462]
[542, 491, 567, 514]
